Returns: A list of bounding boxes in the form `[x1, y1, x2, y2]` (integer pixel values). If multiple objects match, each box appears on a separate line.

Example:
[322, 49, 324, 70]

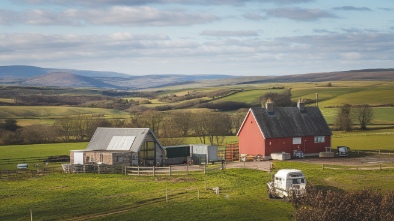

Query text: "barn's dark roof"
[250, 106, 332, 138]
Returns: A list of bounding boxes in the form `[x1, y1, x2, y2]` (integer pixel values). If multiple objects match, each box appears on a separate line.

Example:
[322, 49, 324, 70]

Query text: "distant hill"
[232, 69, 394, 85]
[0, 65, 393, 89]
[0, 65, 130, 78]
[22, 72, 116, 88]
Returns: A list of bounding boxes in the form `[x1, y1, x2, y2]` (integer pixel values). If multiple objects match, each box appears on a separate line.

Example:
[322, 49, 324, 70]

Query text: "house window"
[314, 136, 325, 143]
[293, 137, 301, 144]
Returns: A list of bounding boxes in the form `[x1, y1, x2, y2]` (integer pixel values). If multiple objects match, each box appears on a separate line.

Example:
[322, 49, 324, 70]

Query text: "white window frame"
[314, 136, 325, 143]
[293, 137, 301, 145]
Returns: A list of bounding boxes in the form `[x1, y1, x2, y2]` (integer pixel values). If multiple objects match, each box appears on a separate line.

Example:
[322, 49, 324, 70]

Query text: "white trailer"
[190, 144, 219, 164]
[266, 169, 306, 198]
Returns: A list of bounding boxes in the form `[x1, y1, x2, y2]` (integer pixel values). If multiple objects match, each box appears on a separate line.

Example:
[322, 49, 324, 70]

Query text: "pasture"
[1, 159, 394, 220]
[0, 169, 293, 221]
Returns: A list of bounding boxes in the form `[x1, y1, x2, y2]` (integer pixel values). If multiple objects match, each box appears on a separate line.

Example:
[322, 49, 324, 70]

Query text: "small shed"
[70, 128, 164, 166]
[163, 145, 190, 165]
[190, 144, 219, 164]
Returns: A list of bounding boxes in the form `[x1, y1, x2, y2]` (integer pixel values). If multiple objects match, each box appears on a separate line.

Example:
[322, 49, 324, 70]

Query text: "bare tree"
[191, 111, 208, 144]
[353, 104, 373, 130]
[172, 111, 193, 137]
[231, 108, 248, 134]
[260, 89, 292, 107]
[191, 111, 232, 145]
[334, 104, 353, 131]
[132, 110, 163, 135]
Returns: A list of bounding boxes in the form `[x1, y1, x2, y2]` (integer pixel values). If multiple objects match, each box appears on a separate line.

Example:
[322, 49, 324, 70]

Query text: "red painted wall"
[238, 110, 331, 157]
[264, 136, 330, 157]
[238, 111, 265, 156]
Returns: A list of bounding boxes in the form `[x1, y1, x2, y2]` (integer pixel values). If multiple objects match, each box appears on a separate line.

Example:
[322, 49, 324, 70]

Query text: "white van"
[266, 169, 306, 198]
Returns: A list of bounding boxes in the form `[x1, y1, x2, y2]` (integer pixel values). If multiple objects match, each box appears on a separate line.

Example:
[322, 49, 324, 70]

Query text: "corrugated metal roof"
[107, 136, 136, 151]
[86, 128, 158, 152]
[250, 106, 332, 138]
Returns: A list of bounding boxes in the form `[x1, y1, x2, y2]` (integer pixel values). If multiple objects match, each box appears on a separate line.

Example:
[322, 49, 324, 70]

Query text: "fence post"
[153, 166, 155, 176]
[138, 166, 140, 176]
[379, 150, 381, 155]
[322, 164, 324, 170]
[169, 166, 172, 176]
[166, 185, 168, 203]
[198, 190, 200, 200]
[186, 164, 189, 175]
[380, 164, 382, 170]
[124, 166, 127, 175]
[204, 164, 206, 174]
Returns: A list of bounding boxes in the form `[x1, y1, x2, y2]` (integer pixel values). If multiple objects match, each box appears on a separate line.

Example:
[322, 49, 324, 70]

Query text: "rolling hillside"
[0, 65, 393, 89]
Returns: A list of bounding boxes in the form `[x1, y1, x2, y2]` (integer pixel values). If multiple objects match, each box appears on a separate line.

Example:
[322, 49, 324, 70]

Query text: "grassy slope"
[0, 106, 129, 119]
[0, 170, 293, 221]
[1, 161, 393, 220]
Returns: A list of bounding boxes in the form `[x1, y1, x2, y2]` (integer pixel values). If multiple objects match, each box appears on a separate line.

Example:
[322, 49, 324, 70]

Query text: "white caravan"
[266, 169, 306, 198]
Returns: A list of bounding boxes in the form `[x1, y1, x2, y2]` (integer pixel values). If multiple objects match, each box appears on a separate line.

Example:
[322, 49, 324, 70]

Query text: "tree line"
[0, 109, 248, 146]
[334, 104, 374, 131]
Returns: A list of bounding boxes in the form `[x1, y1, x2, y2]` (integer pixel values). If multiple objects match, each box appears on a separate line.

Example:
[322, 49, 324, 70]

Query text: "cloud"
[243, 12, 268, 20]
[313, 29, 336, 34]
[266, 7, 336, 21]
[200, 30, 259, 37]
[1, 31, 393, 75]
[0, 6, 219, 26]
[341, 52, 362, 60]
[333, 6, 372, 11]
[11, 0, 315, 6]
[0, 9, 21, 25]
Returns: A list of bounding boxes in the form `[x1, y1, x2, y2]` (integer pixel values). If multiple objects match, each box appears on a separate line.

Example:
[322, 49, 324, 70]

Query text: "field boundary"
[321, 163, 394, 171]
[125, 164, 223, 176]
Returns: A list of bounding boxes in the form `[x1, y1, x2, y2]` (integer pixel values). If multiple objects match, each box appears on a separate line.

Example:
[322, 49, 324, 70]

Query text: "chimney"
[297, 98, 305, 112]
[265, 99, 274, 114]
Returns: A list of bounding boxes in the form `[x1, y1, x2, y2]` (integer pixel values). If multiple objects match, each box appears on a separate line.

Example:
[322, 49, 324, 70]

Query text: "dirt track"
[224, 154, 394, 170]
[291, 154, 394, 166]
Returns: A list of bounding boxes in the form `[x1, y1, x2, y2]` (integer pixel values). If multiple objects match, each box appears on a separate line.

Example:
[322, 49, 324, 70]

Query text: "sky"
[0, 0, 393, 76]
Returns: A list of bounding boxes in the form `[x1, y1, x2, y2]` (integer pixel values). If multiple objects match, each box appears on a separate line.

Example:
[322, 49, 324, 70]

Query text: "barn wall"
[238, 111, 266, 156]
[265, 136, 331, 157]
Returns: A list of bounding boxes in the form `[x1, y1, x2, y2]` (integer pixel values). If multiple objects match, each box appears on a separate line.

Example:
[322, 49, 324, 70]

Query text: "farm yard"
[1, 79, 394, 220]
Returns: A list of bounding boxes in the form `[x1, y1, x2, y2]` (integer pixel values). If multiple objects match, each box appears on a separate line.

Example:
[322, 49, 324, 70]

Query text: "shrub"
[290, 185, 394, 221]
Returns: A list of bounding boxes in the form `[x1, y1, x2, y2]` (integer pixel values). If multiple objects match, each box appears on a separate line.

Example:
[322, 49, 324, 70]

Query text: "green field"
[0, 169, 293, 221]
[0, 106, 129, 119]
[1, 160, 393, 220]
[320, 107, 394, 125]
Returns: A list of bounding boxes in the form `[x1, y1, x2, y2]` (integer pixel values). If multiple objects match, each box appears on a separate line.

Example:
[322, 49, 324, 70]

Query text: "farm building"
[163, 144, 220, 165]
[70, 128, 164, 166]
[237, 99, 332, 159]
[163, 145, 190, 165]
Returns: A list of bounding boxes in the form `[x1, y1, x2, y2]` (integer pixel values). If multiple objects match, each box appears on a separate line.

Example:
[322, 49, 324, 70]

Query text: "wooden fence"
[321, 163, 394, 171]
[124, 164, 223, 176]
[350, 150, 394, 156]
[0, 168, 61, 180]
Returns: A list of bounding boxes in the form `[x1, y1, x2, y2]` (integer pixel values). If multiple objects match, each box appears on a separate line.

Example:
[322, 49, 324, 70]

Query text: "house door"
[74, 152, 84, 165]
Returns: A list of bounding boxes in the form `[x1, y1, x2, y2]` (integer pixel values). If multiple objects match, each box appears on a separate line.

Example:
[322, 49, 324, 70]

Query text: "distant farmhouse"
[70, 128, 164, 167]
[237, 99, 332, 159]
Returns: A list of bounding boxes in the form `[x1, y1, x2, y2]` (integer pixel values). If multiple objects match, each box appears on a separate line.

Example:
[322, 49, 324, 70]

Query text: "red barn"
[237, 100, 332, 159]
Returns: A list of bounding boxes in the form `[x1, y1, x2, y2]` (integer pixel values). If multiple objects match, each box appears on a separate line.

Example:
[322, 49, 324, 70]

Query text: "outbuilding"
[70, 128, 164, 166]
[237, 99, 332, 159]
[163, 145, 190, 165]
